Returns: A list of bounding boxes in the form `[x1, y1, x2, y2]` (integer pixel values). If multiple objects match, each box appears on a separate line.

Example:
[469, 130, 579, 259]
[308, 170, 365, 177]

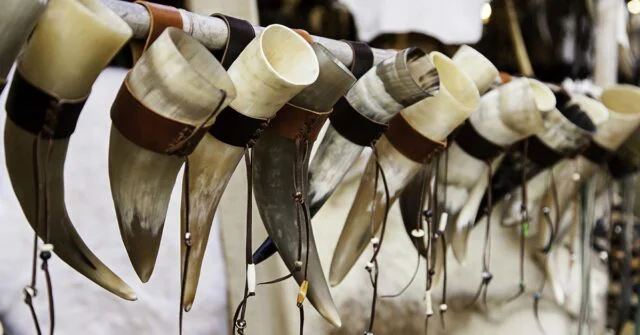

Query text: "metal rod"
[100, 0, 396, 67]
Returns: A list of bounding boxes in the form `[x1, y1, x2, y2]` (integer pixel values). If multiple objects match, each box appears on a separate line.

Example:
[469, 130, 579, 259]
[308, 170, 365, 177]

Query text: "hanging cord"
[435, 150, 450, 327]
[506, 140, 530, 303]
[232, 148, 257, 335]
[363, 146, 391, 334]
[467, 162, 495, 309]
[178, 93, 228, 335]
[421, 164, 435, 335]
[24, 137, 43, 335]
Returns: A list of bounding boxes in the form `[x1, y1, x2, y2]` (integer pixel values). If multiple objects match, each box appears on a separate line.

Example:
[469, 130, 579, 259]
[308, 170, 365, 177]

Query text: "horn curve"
[4, 0, 135, 299]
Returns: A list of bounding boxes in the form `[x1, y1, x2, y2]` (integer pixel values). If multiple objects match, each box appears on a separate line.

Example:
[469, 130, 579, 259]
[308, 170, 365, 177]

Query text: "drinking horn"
[109, 27, 235, 282]
[398, 44, 503, 262]
[180, 24, 319, 310]
[306, 47, 439, 217]
[4, 0, 134, 299]
[0, 0, 47, 93]
[329, 52, 481, 286]
[252, 43, 356, 326]
[251, 40, 376, 265]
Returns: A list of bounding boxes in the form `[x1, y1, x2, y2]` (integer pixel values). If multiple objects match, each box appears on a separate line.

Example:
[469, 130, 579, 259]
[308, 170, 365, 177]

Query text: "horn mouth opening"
[452, 45, 498, 94]
[601, 85, 640, 117]
[129, 27, 235, 125]
[528, 80, 556, 113]
[259, 24, 319, 87]
[402, 47, 440, 99]
[430, 51, 479, 112]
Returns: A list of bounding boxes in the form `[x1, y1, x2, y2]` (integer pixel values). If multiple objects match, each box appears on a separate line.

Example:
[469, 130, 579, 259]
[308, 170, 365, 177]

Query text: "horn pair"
[4, 0, 135, 299]
[329, 50, 484, 285]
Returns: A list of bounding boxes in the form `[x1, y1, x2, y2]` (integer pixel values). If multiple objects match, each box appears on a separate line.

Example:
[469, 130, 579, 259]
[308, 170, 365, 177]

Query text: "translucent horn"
[109, 27, 235, 282]
[4, 0, 134, 299]
[181, 24, 318, 310]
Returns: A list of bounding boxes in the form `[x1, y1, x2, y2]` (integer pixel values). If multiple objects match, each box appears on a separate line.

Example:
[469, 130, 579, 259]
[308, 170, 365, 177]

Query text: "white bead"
[247, 264, 256, 294]
[40, 243, 54, 252]
[411, 229, 425, 238]
[438, 212, 449, 233]
[425, 290, 433, 316]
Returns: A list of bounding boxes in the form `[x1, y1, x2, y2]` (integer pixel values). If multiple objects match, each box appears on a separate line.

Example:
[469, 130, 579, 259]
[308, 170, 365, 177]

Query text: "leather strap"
[5, 70, 86, 139]
[208, 106, 269, 148]
[343, 40, 374, 79]
[130, 1, 183, 63]
[268, 103, 331, 142]
[329, 97, 388, 146]
[582, 139, 614, 165]
[0, 77, 6, 94]
[607, 152, 639, 179]
[454, 120, 504, 161]
[210, 14, 256, 69]
[518, 136, 565, 167]
[385, 114, 446, 164]
[111, 78, 207, 156]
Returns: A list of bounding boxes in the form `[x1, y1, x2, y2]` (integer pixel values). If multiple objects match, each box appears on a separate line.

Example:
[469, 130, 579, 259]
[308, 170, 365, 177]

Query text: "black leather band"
[208, 106, 269, 147]
[608, 152, 640, 179]
[329, 97, 387, 146]
[521, 136, 565, 167]
[6, 71, 86, 139]
[344, 40, 374, 79]
[582, 140, 614, 165]
[454, 120, 504, 161]
[211, 14, 256, 69]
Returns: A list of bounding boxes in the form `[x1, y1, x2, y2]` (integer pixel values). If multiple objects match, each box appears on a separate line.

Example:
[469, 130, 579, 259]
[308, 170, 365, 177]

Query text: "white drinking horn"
[251, 43, 356, 327]
[109, 27, 235, 282]
[0, 0, 47, 91]
[328, 52, 480, 286]
[4, 0, 134, 299]
[181, 24, 318, 309]
[423, 78, 552, 265]
[307, 47, 439, 217]
[451, 44, 499, 95]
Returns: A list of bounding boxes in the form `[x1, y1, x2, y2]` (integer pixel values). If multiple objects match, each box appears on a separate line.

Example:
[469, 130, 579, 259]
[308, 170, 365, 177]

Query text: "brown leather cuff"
[454, 120, 504, 161]
[268, 103, 331, 142]
[385, 114, 446, 164]
[111, 77, 207, 156]
[294, 29, 314, 44]
[329, 97, 388, 146]
[130, 1, 183, 63]
[211, 14, 256, 69]
[5, 70, 86, 139]
[208, 106, 270, 148]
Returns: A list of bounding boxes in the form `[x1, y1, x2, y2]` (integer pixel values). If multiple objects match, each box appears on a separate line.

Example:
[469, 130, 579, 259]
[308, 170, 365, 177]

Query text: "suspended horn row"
[329, 52, 481, 286]
[540, 86, 640, 237]
[109, 27, 235, 282]
[4, 0, 134, 299]
[307, 47, 440, 218]
[398, 45, 500, 261]
[253, 43, 356, 327]
[0, 0, 47, 93]
[182, 24, 319, 310]
[252, 40, 376, 265]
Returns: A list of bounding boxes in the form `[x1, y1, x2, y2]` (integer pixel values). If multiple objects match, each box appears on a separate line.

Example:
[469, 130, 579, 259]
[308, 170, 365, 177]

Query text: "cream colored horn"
[4, 0, 134, 299]
[182, 24, 318, 309]
[109, 27, 235, 282]
[0, 0, 47, 89]
[329, 52, 480, 286]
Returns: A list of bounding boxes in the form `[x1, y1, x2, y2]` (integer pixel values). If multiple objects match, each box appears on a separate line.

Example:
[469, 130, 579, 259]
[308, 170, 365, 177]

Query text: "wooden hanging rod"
[101, 0, 396, 67]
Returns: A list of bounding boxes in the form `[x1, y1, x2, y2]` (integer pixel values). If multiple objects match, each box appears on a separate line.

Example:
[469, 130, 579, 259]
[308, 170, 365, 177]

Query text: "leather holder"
[582, 139, 614, 165]
[385, 114, 446, 164]
[517, 136, 565, 167]
[130, 1, 183, 63]
[608, 152, 639, 179]
[268, 103, 331, 142]
[454, 120, 504, 161]
[329, 97, 388, 146]
[343, 40, 374, 79]
[210, 14, 256, 69]
[208, 106, 269, 148]
[111, 78, 207, 156]
[6, 70, 86, 139]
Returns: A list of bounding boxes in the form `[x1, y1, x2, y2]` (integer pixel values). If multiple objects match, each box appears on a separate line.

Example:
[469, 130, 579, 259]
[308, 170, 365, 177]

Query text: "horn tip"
[184, 302, 193, 312]
[132, 263, 154, 283]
